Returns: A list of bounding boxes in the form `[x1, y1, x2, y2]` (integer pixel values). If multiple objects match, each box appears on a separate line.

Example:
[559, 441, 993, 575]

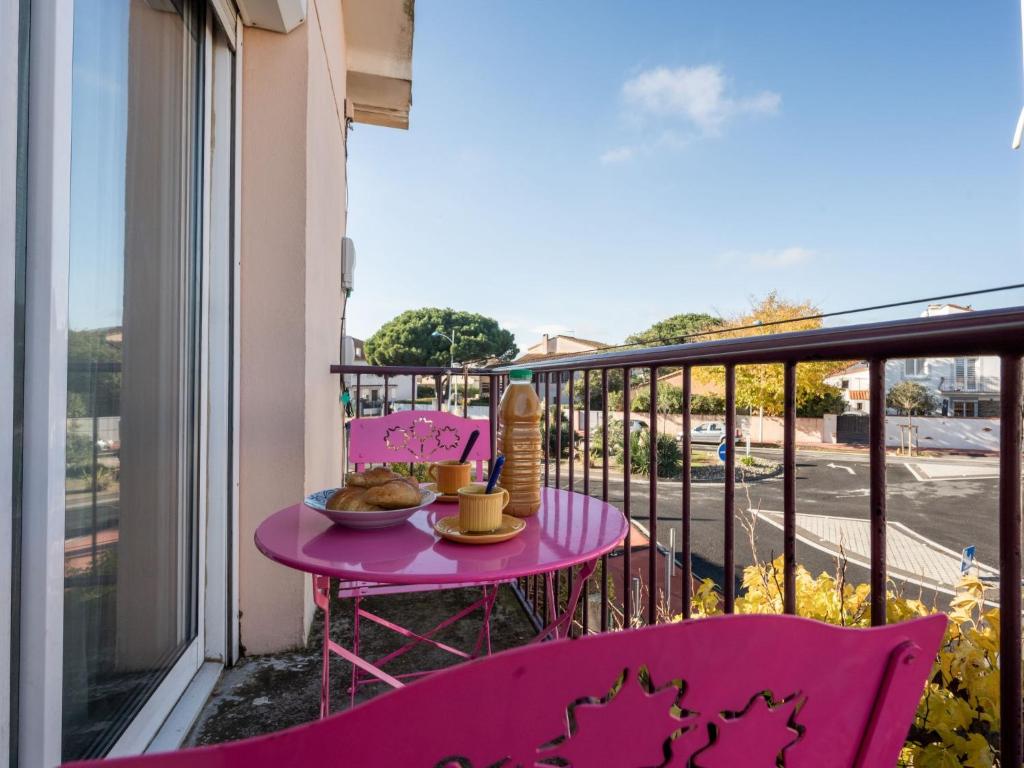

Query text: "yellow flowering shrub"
[676, 558, 1001, 766]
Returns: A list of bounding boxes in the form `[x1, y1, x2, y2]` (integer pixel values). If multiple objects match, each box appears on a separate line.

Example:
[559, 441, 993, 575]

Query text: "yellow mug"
[457, 484, 510, 533]
[428, 460, 472, 495]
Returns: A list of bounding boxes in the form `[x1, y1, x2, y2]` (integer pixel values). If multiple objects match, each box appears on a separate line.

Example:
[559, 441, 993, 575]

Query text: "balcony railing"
[332, 305, 1024, 763]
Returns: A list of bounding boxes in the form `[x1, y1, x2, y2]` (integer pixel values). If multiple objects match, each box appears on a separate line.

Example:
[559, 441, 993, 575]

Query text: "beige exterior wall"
[238, 1, 348, 654]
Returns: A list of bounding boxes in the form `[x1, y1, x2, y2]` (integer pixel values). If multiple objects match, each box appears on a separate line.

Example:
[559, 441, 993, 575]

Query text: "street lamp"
[432, 329, 457, 411]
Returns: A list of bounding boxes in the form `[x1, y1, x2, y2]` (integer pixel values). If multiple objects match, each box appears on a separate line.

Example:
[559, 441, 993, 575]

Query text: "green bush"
[389, 462, 432, 482]
[621, 387, 726, 416]
[626, 429, 681, 478]
[66, 432, 95, 479]
[798, 388, 847, 417]
[542, 414, 576, 458]
[589, 419, 625, 464]
[687, 562, 999, 767]
[607, 391, 624, 411]
[690, 394, 726, 415]
[589, 421, 679, 477]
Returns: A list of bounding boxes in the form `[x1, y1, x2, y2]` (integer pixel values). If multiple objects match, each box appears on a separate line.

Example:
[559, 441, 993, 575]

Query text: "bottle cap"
[509, 369, 533, 381]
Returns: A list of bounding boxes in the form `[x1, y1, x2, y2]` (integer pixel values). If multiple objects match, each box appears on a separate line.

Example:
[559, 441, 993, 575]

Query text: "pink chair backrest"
[349, 411, 490, 480]
[66, 614, 945, 768]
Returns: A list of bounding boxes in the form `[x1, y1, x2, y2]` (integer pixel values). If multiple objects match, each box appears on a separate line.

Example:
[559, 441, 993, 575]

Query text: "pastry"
[345, 467, 416, 490]
[363, 479, 422, 509]
[325, 487, 382, 512]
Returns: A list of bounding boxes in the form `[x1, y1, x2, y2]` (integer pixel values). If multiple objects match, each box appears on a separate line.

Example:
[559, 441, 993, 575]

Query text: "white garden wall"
[884, 415, 1000, 452]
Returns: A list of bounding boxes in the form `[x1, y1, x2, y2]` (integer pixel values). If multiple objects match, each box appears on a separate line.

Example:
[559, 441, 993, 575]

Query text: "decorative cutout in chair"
[64, 614, 946, 768]
[350, 410, 490, 480]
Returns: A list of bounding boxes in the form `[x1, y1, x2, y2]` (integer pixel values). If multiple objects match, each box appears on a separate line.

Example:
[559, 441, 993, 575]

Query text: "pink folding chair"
[66, 614, 946, 768]
[348, 409, 488, 480]
[325, 411, 493, 714]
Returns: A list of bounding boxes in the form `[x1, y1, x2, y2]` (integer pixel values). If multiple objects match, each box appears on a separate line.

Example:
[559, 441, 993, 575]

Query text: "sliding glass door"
[62, 0, 204, 759]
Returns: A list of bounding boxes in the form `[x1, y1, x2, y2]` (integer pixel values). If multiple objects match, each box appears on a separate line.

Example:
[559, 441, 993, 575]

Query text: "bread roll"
[325, 487, 382, 512]
[345, 472, 368, 487]
[364, 479, 422, 510]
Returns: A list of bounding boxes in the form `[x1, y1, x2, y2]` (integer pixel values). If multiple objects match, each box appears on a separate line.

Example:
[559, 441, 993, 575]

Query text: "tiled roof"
[510, 349, 602, 365]
[827, 361, 868, 377]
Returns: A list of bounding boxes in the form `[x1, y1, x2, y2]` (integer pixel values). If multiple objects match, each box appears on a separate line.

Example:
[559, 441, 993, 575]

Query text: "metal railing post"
[681, 365, 692, 619]
[600, 368, 610, 632]
[544, 372, 551, 487]
[555, 373, 563, 490]
[999, 354, 1023, 766]
[783, 361, 797, 615]
[724, 364, 736, 613]
[648, 367, 658, 624]
[869, 358, 887, 626]
[622, 367, 632, 627]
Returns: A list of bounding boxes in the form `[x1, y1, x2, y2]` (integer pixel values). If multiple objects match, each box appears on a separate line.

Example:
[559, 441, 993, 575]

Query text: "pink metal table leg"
[470, 585, 498, 658]
[534, 559, 597, 643]
[315, 576, 509, 715]
[350, 594, 361, 709]
[313, 575, 332, 719]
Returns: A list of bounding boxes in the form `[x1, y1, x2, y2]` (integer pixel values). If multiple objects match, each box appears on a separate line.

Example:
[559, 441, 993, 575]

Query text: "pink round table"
[255, 486, 627, 715]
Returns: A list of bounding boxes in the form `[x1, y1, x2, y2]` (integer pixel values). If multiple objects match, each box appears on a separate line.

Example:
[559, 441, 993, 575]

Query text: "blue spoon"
[485, 455, 505, 495]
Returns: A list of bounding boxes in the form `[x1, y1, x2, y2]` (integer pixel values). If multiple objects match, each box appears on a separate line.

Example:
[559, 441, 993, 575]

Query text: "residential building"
[512, 333, 608, 364]
[341, 336, 412, 411]
[824, 305, 1000, 417]
[512, 334, 607, 404]
[1, 1, 414, 762]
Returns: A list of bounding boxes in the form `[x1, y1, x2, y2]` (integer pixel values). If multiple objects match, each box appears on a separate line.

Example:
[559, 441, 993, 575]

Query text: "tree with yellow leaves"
[694, 292, 848, 417]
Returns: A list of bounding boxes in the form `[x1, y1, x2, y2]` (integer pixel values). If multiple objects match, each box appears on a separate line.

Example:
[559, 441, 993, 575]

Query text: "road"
[557, 447, 1001, 608]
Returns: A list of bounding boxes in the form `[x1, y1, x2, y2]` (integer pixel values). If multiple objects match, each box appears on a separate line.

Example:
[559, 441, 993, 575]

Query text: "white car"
[681, 422, 742, 446]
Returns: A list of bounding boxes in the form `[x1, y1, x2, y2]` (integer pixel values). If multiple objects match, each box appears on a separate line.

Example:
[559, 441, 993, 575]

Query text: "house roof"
[514, 334, 608, 364]
[555, 335, 607, 350]
[826, 361, 868, 378]
[511, 349, 601, 365]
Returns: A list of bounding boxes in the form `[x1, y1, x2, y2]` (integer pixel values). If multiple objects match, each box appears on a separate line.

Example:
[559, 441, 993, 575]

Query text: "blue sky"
[346, 2, 1024, 352]
[69, 3, 129, 332]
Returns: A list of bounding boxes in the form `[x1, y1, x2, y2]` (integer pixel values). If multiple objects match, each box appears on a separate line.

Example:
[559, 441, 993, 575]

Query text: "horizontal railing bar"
[331, 364, 493, 376]
[488, 306, 1024, 372]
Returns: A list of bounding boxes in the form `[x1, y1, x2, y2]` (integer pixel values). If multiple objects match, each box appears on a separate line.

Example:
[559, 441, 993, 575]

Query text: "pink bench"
[65, 613, 946, 767]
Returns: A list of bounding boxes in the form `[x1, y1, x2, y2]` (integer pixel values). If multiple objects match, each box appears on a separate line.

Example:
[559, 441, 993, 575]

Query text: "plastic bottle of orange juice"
[497, 369, 543, 516]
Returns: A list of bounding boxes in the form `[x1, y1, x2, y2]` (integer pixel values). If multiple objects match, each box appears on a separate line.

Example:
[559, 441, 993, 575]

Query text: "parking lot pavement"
[558, 445, 1000, 607]
[753, 510, 998, 597]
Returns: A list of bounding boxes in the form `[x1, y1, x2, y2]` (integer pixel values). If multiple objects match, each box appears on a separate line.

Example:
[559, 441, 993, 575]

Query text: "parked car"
[680, 422, 742, 446]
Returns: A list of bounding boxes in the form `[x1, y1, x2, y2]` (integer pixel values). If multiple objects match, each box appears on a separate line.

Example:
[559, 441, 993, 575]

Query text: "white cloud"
[599, 146, 637, 165]
[717, 247, 815, 270]
[621, 64, 780, 135]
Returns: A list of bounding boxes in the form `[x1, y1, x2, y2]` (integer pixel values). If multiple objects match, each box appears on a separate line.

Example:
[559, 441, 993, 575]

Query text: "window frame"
[16, 3, 240, 762]
[952, 399, 979, 418]
[954, 357, 979, 392]
[904, 358, 926, 377]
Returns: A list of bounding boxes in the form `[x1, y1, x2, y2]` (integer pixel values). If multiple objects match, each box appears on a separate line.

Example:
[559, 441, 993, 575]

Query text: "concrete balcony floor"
[185, 585, 536, 746]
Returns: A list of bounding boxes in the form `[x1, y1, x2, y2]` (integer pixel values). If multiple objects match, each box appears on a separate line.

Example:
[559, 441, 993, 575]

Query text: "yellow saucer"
[434, 514, 526, 545]
[422, 482, 459, 503]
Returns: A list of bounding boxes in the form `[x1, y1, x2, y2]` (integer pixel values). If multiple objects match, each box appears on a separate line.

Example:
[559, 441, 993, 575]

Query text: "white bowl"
[304, 487, 438, 529]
